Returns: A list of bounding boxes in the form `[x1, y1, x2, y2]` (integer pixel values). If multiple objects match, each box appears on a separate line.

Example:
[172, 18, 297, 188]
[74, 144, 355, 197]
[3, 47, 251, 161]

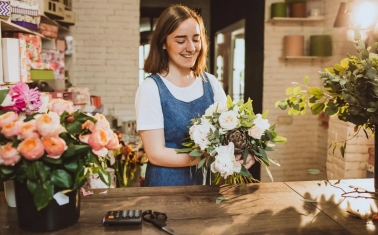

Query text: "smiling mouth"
[181, 54, 194, 58]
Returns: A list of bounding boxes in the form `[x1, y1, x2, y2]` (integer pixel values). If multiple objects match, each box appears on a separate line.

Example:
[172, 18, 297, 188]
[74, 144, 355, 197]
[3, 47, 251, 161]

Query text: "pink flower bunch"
[0, 99, 119, 166]
[0, 82, 42, 115]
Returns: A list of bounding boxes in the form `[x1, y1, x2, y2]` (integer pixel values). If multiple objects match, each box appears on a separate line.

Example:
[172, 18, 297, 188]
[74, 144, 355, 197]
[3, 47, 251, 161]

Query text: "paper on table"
[53, 192, 69, 206]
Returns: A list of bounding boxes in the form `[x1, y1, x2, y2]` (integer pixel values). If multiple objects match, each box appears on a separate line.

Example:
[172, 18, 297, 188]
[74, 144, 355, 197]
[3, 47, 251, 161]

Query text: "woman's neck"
[160, 69, 196, 87]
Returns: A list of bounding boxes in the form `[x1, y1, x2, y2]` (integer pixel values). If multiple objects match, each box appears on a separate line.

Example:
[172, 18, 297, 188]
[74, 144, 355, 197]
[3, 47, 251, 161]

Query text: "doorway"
[214, 19, 245, 101]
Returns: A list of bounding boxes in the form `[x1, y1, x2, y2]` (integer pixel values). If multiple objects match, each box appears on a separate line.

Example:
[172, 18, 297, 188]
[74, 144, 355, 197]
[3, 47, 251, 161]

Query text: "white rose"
[205, 102, 228, 116]
[210, 142, 241, 179]
[218, 111, 238, 130]
[253, 114, 270, 130]
[248, 125, 264, 139]
[190, 123, 215, 150]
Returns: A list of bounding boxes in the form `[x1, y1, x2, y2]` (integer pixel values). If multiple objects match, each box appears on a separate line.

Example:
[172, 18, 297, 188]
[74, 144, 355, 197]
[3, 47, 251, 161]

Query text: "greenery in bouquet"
[275, 35, 378, 156]
[107, 130, 148, 187]
[177, 95, 287, 184]
[0, 83, 118, 210]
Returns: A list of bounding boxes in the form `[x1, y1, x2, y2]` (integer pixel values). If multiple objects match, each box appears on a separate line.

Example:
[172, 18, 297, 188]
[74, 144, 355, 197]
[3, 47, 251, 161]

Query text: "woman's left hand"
[235, 153, 255, 170]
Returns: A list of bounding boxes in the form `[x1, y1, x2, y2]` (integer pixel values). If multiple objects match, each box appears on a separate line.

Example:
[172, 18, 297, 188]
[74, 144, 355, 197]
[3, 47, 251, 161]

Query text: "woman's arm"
[140, 128, 200, 167]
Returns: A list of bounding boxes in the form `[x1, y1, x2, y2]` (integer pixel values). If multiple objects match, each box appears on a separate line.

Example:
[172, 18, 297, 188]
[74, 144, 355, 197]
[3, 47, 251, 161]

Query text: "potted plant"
[0, 82, 118, 232]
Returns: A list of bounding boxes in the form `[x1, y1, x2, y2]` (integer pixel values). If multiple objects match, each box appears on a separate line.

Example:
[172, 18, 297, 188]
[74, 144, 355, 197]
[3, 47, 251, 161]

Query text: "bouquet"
[178, 96, 287, 184]
[107, 130, 148, 187]
[0, 84, 118, 211]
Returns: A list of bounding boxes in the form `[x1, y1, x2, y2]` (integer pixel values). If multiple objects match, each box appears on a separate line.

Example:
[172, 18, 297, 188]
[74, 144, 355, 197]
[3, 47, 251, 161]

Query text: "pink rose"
[0, 112, 18, 128]
[42, 136, 67, 159]
[48, 99, 74, 115]
[0, 143, 21, 165]
[20, 120, 39, 139]
[18, 137, 45, 160]
[1, 121, 22, 139]
[93, 113, 110, 130]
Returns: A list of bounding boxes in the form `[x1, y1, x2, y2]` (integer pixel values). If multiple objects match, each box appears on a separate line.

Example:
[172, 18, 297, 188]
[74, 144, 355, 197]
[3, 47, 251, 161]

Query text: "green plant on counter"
[276, 36, 378, 156]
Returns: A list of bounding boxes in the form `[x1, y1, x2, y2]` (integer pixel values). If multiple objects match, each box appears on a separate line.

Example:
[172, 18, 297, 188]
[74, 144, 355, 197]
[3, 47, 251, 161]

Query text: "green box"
[30, 70, 54, 80]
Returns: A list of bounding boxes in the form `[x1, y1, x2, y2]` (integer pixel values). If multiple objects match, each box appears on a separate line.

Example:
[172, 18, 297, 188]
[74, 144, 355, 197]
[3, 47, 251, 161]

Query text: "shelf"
[40, 15, 69, 32]
[0, 19, 45, 38]
[268, 16, 325, 24]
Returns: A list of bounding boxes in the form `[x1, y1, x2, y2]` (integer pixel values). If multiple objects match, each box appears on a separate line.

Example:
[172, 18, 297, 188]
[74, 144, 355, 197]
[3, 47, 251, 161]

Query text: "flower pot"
[288, 2, 306, 18]
[14, 180, 80, 232]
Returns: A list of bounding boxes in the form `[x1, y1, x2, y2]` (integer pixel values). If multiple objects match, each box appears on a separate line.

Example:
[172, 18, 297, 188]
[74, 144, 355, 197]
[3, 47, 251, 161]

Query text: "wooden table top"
[0, 179, 377, 235]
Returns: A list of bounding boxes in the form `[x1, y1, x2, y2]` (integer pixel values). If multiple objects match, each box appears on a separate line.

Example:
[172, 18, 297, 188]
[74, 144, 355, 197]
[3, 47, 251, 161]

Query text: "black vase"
[14, 180, 80, 232]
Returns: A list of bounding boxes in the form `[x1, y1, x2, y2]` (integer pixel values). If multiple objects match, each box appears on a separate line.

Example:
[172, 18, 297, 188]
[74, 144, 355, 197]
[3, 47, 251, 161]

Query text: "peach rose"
[82, 120, 95, 132]
[42, 136, 67, 159]
[106, 132, 120, 150]
[93, 113, 110, 130]
[35, 112, 66, 137]
[0, 143, 21, 165]
[0, 112, 18, 128]
[48, 99, 75, 115]
[1, 121, 22, 139]
[20, 120, 39, 139]
[18, 137, 45, 160]
[88, 129, 109, 151]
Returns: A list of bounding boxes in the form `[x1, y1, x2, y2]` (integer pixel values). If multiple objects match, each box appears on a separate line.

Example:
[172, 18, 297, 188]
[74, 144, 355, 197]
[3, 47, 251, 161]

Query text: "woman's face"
[164, 18, 201, 72]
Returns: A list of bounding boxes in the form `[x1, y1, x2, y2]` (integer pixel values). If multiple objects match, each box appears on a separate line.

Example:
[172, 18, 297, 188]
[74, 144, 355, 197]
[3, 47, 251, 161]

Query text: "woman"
[135, 5, 254, 186]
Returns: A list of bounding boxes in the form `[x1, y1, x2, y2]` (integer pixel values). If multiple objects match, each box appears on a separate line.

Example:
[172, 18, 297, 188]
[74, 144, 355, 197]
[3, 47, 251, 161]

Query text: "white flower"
[248, 114, 270, 139]
[210, 142, 241, 179]
[205, 102, 228, 116]
[253, 114, 270, 130]
[248, 125, 264, 139]
[189, 123, 215, 150]
[218, 111, 238, 130]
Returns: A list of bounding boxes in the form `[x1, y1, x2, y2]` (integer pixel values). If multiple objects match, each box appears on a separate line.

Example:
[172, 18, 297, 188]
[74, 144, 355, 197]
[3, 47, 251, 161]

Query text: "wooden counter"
[0, 179, 377, 234]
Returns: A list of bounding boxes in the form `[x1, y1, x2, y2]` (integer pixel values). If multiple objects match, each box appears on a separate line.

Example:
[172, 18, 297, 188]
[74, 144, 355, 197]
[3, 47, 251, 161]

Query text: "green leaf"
[285, 87, 294, 95]
[307, 88, 324, 99]
[64, 161, 79, 172]
[26, 179, 37, 194]
[189, 149, 203, 157]
[98, 169, 111, 187]
[215, 196, 229, 204]
[34, 181, 54, 211]
[293, 86, 302, 95]
[51, 169, 73, 189]
[273, 136, 287, 143]
[0, 89, 9, 105]
[311, 103, 325, 115]
[261, 109, 269, 119]
[197, 158, 206, 169]
[303, 76, 309, 84]
[176, 148, 193, 153]
[258, 147, 270, 166]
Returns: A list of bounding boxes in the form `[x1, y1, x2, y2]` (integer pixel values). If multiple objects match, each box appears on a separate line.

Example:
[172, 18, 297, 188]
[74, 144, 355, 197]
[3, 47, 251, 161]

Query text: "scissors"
[142, 210, 178, 235]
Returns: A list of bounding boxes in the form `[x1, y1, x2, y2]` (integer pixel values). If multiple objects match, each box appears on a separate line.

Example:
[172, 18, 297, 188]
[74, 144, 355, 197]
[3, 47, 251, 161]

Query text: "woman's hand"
[235, 153, 255, 170]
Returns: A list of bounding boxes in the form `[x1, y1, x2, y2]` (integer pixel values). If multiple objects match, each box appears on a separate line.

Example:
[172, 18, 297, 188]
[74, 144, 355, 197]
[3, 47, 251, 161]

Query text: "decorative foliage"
[0, 97, 118, 211]
[177, 95, 287, 184]
[276, 39, 378, 156]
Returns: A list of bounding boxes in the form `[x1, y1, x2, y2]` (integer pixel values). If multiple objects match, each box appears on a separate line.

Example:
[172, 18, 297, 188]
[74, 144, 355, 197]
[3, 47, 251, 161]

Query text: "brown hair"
[143, 5, 209, 77]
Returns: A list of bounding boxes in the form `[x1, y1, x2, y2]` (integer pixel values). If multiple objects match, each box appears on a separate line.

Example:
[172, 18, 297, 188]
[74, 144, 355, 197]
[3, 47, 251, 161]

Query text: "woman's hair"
[143, 5, 209, 77]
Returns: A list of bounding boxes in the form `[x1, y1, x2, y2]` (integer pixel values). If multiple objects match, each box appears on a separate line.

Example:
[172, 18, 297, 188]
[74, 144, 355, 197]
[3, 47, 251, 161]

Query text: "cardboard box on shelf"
[68, 87, 90, 105]
[38, 23, 58, 38]
[50, 90, 72, 101]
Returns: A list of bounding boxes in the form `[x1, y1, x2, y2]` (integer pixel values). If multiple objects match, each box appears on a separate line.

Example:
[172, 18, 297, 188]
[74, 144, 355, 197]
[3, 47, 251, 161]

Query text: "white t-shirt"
[135, 73, 226, 131]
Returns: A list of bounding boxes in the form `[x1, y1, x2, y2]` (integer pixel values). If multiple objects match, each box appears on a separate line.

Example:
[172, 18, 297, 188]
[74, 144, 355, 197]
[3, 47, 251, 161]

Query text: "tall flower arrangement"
[178, 96, 287, 184]
[0, 85, 118, 211]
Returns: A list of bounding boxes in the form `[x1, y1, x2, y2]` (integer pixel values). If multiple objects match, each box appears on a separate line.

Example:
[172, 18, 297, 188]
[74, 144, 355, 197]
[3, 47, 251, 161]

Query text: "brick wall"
[262, 0, 366, 182]
[70, 0, 140, 121]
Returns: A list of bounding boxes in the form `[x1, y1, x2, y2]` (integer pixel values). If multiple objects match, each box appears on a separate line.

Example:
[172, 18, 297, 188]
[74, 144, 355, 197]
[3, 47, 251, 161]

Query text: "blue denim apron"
[145, 73, 214, 186]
